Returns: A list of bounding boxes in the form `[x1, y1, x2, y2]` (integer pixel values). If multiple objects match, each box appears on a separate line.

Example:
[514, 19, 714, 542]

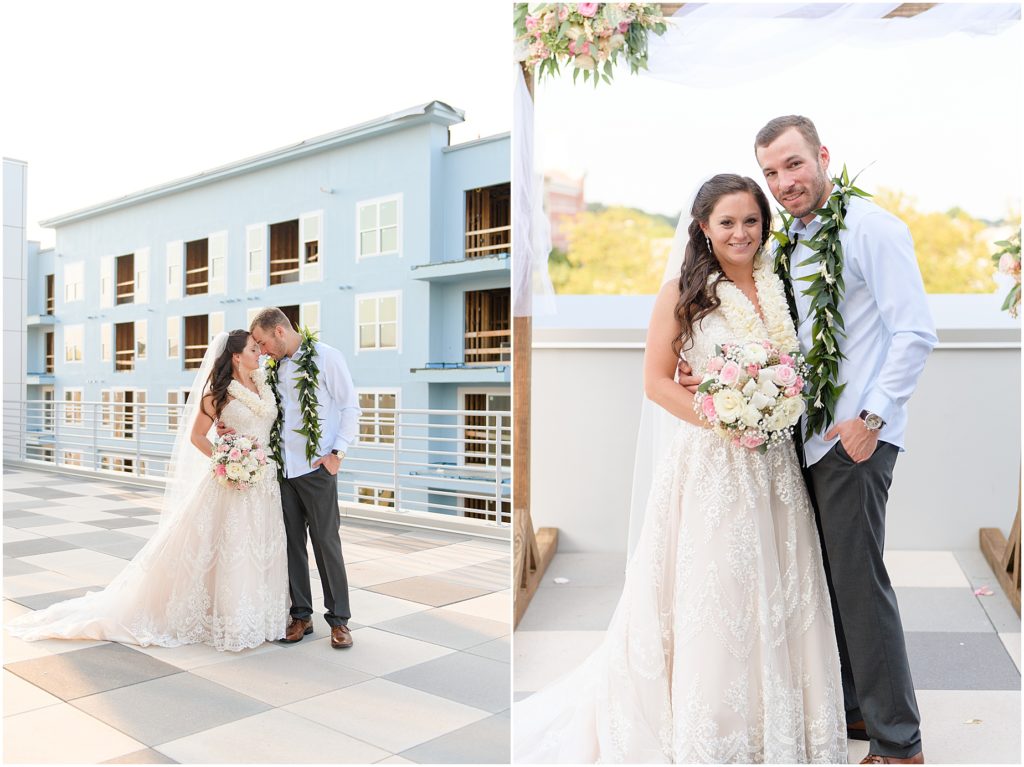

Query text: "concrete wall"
[3, 158, 28, 457]
[531, 295, 1021, 552]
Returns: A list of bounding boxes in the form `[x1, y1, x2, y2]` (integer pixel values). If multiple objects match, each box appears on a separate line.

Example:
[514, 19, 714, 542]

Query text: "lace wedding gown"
[514, 265, 847, 763]
[7, 373, 288, 652]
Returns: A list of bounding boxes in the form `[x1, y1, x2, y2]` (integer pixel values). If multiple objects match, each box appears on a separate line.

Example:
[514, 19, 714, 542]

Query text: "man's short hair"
[755, 115, 821, 153]
[249, 306, 292, 333]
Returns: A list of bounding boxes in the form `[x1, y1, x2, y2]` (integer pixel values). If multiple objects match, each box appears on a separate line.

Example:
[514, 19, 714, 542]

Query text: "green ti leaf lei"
[772, 165, 871, 440]
[292, 327, 324, 464]
[263, 356, 284, 481]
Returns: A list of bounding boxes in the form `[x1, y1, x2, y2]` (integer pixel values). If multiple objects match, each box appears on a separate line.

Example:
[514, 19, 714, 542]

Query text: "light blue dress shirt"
[275, 341, 361, 479]
[788, 193, 937, 467]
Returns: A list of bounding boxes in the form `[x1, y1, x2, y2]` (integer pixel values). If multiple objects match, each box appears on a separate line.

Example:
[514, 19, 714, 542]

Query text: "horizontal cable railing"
[3, 400, 511, 529]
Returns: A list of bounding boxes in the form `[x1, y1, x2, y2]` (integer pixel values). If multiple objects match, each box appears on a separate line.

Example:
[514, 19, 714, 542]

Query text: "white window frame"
[101, 389, 112, 427]
[355, 291, 401, 353]
[456, 386, 511, 470]
[167, 316, 180, 359]
[99, 452, 138, 476]
[41, 387, 55, 433]
[101, 323, 112, 363]
[135, 247, 150, 304]
[209, 311, 224, 340]
[63, 262, 85, 303]
[208, 231, 227, 294]
[166, 388, 189, 432]
[110, 387, 146, 439]
[300, 302, 321, 335]
[355, 483, 396, 509]
[61, 450, 83, 467]
[355, 194, 402, 261]
[135, 319, 148, 361]
[166, 240, 184, 300]
[63, 324, 84, 363]
[299, 210, 323, 282]
[63, 387, 83, 425]
[246, 223, 267, 291]
[357, 388, 400, 445]
[100, 256, 114, 308]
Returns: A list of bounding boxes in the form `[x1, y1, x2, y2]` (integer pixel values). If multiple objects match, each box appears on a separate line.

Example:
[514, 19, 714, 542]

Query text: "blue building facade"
[17, 102, 510, 520]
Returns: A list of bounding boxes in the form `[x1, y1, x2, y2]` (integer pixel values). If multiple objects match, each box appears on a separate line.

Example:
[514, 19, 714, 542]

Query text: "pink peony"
[740, 432, 766, 449]
[719, 360, 741, 386]
[706, 356, 725, 373]
[215, 464, 227, 476]
[779, 353, 794, 366]
[773, 365, 798, 387]
[784, 385, 802, 398]
[701, 396, 717, 421]
[577, 3, 598, 17]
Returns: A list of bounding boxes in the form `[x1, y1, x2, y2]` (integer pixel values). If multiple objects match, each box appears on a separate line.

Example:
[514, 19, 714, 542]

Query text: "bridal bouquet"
[693, 341, 809, 451]
[211, 434, 269, 491]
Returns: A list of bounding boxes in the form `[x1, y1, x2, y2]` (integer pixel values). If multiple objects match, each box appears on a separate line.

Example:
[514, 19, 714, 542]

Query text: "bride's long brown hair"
[673, 174, 772, 356]
[203, 329, 251, 420]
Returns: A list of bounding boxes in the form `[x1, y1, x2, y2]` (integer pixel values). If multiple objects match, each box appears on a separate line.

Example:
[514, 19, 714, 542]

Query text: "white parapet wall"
[531, 292, 1021, 553]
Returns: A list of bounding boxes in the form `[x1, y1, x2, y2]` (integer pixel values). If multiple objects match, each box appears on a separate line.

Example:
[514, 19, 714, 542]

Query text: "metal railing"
[3, 399, 511, 529]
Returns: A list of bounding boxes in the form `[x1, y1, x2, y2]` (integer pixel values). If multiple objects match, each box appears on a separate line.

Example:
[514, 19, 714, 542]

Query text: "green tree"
[551, 206, 675, 294]
[873, 188, 996, 294]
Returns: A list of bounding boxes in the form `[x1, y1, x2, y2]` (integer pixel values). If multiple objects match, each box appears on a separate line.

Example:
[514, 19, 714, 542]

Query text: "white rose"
[777, 396, 806, 425]
[763, 408, 788, 432]
[712, 389, 746, 424]
[741, 343, 768, 366]
[772, 365, 798, 387]
[226, 464, 243, 480]
[741, 378, 758, 398]
[750, 391, 774, 411]
[757, 367, 776, 385]
[236, 437, 252, 451]
[758, 377, 780, 399]
[740, 404, 762, 428]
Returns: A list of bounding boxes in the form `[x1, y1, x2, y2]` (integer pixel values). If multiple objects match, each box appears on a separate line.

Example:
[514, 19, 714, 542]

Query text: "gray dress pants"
[280, 466, 351, 627]
[806, 441, 922, 758]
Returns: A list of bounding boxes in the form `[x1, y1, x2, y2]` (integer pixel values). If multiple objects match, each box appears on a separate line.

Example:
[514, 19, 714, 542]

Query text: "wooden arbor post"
[513, 64, 558, 629]
[980, 475, 1021, 616]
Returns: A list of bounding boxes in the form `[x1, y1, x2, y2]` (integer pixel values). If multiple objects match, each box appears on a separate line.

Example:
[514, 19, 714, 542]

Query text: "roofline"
[441, 132, 511, 153]
[40, 101, 465, 228]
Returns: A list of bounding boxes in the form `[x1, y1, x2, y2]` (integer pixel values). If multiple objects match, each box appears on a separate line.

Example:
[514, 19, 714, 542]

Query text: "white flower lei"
[227, 368, 278, 420]
[716, 256, 799, 352]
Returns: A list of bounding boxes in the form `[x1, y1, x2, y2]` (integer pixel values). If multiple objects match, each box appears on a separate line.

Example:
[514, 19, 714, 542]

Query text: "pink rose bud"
[741, 432, 766, 449]
[525, 14, 539, 30]
[706, 357, 725, 373]
[779, 354, 794, 365]
[701, 396, 717, 421]
[215, 464, 227, 476]
[618, 20, 630, 32]
[746, 364, 760, 377]
[794, 376, 804, 389]
[784, 386, 802, 398]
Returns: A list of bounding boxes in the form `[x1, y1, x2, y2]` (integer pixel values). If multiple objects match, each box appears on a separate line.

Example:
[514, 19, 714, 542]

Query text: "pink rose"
[559, 5, 569, 21]
[618, 20, 630, 32]
[706, 356, 725, 373]
[779, 354, 794, 366]
[218, 443, 230, 453]
[745, 364, 760, 378]
[773, 365, 798, 387]
[228, 448, 241, 460]
[577, 3, 598, 17]
[794, 376, 804, 389]
[719, 360, 741, 386]
[525, 14, 539, 30]
[254, 449, 266, 461]
[740, 432, 766, 449]
[762, 340, 772, 349]
[784, 385, 802, 398]
[215, 464, 227, 476]
[701, 396, 717, 421]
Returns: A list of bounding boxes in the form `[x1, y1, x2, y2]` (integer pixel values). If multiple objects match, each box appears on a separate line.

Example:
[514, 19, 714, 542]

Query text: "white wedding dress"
[7, 370, 288, 652]
[514, 265, 847, 763]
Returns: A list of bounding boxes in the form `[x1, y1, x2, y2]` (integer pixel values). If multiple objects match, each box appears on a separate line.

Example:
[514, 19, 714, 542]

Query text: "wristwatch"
[330, 449, 346, 459]
[858, 410, 885, 431]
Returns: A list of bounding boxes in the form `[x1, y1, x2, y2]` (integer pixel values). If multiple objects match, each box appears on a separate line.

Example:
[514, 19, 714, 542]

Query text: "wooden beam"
[980, 478, 1021, 616]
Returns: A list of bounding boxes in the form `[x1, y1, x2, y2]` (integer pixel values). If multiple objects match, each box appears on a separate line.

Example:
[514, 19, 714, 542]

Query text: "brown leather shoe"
[330, 625, 353, 649]
[860, 751, 924, 764]
[848, 719, 870, 741]
[281, 618, 313, 643]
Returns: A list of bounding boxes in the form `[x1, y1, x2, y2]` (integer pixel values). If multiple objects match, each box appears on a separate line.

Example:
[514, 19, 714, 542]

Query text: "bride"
[6, 330, 288, 651]
[514, 174, 847, 763]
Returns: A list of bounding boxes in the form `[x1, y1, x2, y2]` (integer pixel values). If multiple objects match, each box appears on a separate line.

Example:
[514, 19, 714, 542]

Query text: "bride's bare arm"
[190, 395, 217, 458]
[643, 281, 709, 428]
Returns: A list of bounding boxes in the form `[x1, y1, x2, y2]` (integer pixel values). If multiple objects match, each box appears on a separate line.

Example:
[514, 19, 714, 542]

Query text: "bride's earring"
[705, 234, 713, 254]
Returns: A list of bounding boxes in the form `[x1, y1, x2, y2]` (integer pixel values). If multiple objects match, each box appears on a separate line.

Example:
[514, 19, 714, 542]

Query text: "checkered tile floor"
[3, 466, 510, 764]
[514, 551, 1022, 764]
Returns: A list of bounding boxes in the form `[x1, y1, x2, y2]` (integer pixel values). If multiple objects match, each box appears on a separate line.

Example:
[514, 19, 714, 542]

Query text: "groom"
[754, 116, 936, 764]
[235, 307, 361, 649]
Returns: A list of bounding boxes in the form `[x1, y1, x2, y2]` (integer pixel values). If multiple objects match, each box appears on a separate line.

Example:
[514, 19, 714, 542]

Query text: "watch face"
[865, 414, 883, 430]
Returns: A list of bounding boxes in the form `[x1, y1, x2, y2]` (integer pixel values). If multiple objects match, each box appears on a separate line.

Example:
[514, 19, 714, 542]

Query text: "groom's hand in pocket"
[311, 453, 340, 475]
[825, 419, 878, 464]
[675, 359, 702, 394]
[215, 420, 236, 438]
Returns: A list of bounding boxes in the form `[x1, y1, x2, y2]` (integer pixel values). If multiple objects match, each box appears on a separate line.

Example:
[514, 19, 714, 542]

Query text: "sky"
[533, 15, 1021, 224]
[2, 0, 511, 247]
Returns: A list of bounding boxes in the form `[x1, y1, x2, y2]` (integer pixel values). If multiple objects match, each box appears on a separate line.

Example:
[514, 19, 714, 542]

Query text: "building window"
[101, 389, 112, 427]
[167, 389, 188, 432]
[45, 332, 54, 373]
[112, 390, 146, 439]
[167, 317, 180, 358]
[358, 390, 398, 444]
[462, 498, 511, 525]
[63, 388, 83, 425]
[185, 238, 209, 295]
[63, 262, 84, 303]
[356, 293, 400, 351]
[27, 445, 55, 463]
[464, 288, 511, 365]
[463, 391, 511, 469]
[184, 315, 209, 370]
[100, 454, 138, 475]
[45, 274, 54, 314]
[357, 196, 400, 259]
[246, 224, 266, 290]
[62, 451, 83, 467]
[64, 324, 84, 363]
[41, 388, 54, 433]
[269, 219, 300, 285]
[116, 252, 135, 304]
[356, 485, 396, 509]
[115, 322, 135, 372]
[465, 183, 511, 259]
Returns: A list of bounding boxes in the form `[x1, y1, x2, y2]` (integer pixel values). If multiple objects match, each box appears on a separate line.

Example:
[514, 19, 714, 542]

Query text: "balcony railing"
[3, 400, 511, 530]
[465, 224, 511, 259]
